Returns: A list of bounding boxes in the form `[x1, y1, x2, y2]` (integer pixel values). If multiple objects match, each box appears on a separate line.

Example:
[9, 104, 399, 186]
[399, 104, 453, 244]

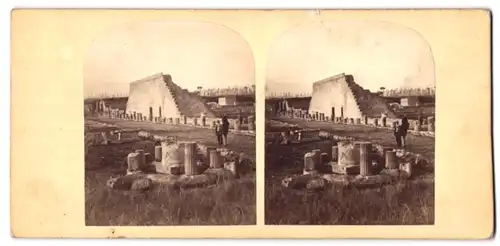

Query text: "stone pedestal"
[184, 142, 196, 175]
[385, 150, 398, 169]
[364, 116, 368, 125]
[183, 115, 187, 124]
[356, 118, 361, 124]
[374, 118, 379, 126]
[135, 149, 145, 169]
[175, 118, 180, 125]
[338, 141, 359, 166]
[210, 150, 223, 168]
[312, 149, 321, 166]
[382, 117, 387, 127]
[193, 117, 198, 126]
[359, 142, 372, 176]
[127, 153, 140, 171]
[160, 141, 182, 174]
[201, 116, 206, 126]
[154, 146, 162, 162]
[304, 152, 316, 171]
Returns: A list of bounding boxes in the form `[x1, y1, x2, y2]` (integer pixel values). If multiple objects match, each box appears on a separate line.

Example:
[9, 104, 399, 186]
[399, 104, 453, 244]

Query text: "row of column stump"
[106, 111, 256, 132]
[126, 142, 239, 177]
[302, 141, 408, 177]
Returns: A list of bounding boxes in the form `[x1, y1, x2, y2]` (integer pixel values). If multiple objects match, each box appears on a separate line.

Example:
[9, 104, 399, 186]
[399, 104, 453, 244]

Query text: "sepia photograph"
[265, 20, 436, 225]
[83, 21, 256, 226]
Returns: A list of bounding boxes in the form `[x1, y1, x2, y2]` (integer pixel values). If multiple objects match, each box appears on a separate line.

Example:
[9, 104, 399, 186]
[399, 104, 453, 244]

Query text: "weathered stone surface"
[281, 174, 318, 189]
[331, 146, 338, 161]
[135, 149, 146, 168]
[399, 162, 412, 176]
[359, 142, 372, 176]
[210, 150, 223, 168]
[160, 141, 182, 173]
[223, 161, 239, 178]
[303, 169, 319, 175]
[304, 152, 316, 171]
[154, 146, 162, 162]
[177, 174, 217, 189]
[127, 152, 140, 171]
[306, 177, 327, 190]
[184, 142, 197, 176]
[204, 168, 235, 181]
[131, 177, 153, 191]
[338, 141, 359, 166]
[312, 149, 321, 166]
[331, 162, 359, 175]
[385, 150, 398, 169]
[320, 153, 329, 165]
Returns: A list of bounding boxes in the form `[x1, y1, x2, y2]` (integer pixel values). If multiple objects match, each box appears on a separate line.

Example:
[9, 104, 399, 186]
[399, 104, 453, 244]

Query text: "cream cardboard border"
[10, 9, 493, 239]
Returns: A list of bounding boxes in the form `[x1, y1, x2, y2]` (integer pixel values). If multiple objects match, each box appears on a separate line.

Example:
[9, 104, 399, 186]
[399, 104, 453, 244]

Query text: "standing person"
[398, 116, 410, 148]
[393, 120, 402, 148]
[221, 115, 230, 147]
[214, 120, 223, 146]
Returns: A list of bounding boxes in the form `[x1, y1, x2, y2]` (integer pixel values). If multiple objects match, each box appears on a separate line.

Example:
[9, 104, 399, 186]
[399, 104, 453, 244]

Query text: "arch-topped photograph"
[83, 21, 256, 226]
[265, 20, 436, 225]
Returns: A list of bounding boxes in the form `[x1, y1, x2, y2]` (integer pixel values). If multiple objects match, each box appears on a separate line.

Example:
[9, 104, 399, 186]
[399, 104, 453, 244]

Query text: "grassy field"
[85, 117, 256, 225]
[265, 117, 435, 225]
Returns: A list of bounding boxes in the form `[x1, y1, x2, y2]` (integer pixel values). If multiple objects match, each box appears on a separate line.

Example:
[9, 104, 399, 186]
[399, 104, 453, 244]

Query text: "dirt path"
[88, 117, 256, 159]
[272, 117, 435, 162]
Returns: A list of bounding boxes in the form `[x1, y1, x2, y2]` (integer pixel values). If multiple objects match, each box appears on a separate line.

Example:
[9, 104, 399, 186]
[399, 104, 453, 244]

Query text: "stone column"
[201, 116, 206, 126]
[359, 142, 372, 176]
[154, 146, 162, 162]
[374, 118, 379, 126]
[135, 149, 145, 169]
[183, 115, 187, 124]
[356, 118, 361, 124]
[184, 142, 197, 175]
[133, 112, 137, 120]
[331, 146, 338, 161]
[193, 117, 198, 126]
[168, 117, 173, 124]
[303, 152, 316, 172]
[117, 132, 122, 141]
[175, 118, 180, 125]
[209, 150, 223, 168]
[234, 121, 241, 130]
[382, 117, 387, 127]
[385, 150, 398, 169]
[350, 118, 355, 124]
[127, 153, 140, 171]
[312, 149, 321, 166]
[364, 116, 369, 125]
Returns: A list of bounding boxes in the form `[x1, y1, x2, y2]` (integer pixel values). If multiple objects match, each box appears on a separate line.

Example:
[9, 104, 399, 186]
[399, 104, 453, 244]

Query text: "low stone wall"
[276, 113, 435, 138]
[99, 108, 256, 137]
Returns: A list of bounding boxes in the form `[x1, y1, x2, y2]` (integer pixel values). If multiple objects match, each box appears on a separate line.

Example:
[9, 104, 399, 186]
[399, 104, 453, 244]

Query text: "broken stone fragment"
[176, 174, 217, 189]
[131, 177, 153, 191]
[306, 177, 327, 190]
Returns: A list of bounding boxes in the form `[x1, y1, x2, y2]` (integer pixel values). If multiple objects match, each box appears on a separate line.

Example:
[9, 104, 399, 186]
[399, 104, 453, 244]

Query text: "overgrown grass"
[265, 180, 434, 225]
[86, 176, 256, 225]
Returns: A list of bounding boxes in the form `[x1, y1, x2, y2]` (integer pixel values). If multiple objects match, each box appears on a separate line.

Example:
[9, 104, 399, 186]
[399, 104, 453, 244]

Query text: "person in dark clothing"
[393, 121, 402, 148]
[214, 120, 223, 145]
[398, 116, 410, 148]
[221, 116, 230, 146]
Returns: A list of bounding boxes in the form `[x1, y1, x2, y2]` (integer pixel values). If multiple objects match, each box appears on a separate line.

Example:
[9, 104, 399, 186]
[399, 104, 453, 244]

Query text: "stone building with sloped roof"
[126, 73, 216, 120]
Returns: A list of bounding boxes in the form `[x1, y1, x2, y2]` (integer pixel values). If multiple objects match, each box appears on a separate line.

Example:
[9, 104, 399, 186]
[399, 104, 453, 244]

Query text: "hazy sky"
[83, 21, 255, 97]
[266, 21, 435, 95]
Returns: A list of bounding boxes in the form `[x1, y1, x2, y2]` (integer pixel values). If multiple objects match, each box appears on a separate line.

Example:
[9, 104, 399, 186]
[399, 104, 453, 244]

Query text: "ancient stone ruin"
[101, 132, 250, 192]
[282, 140, 429, 191]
